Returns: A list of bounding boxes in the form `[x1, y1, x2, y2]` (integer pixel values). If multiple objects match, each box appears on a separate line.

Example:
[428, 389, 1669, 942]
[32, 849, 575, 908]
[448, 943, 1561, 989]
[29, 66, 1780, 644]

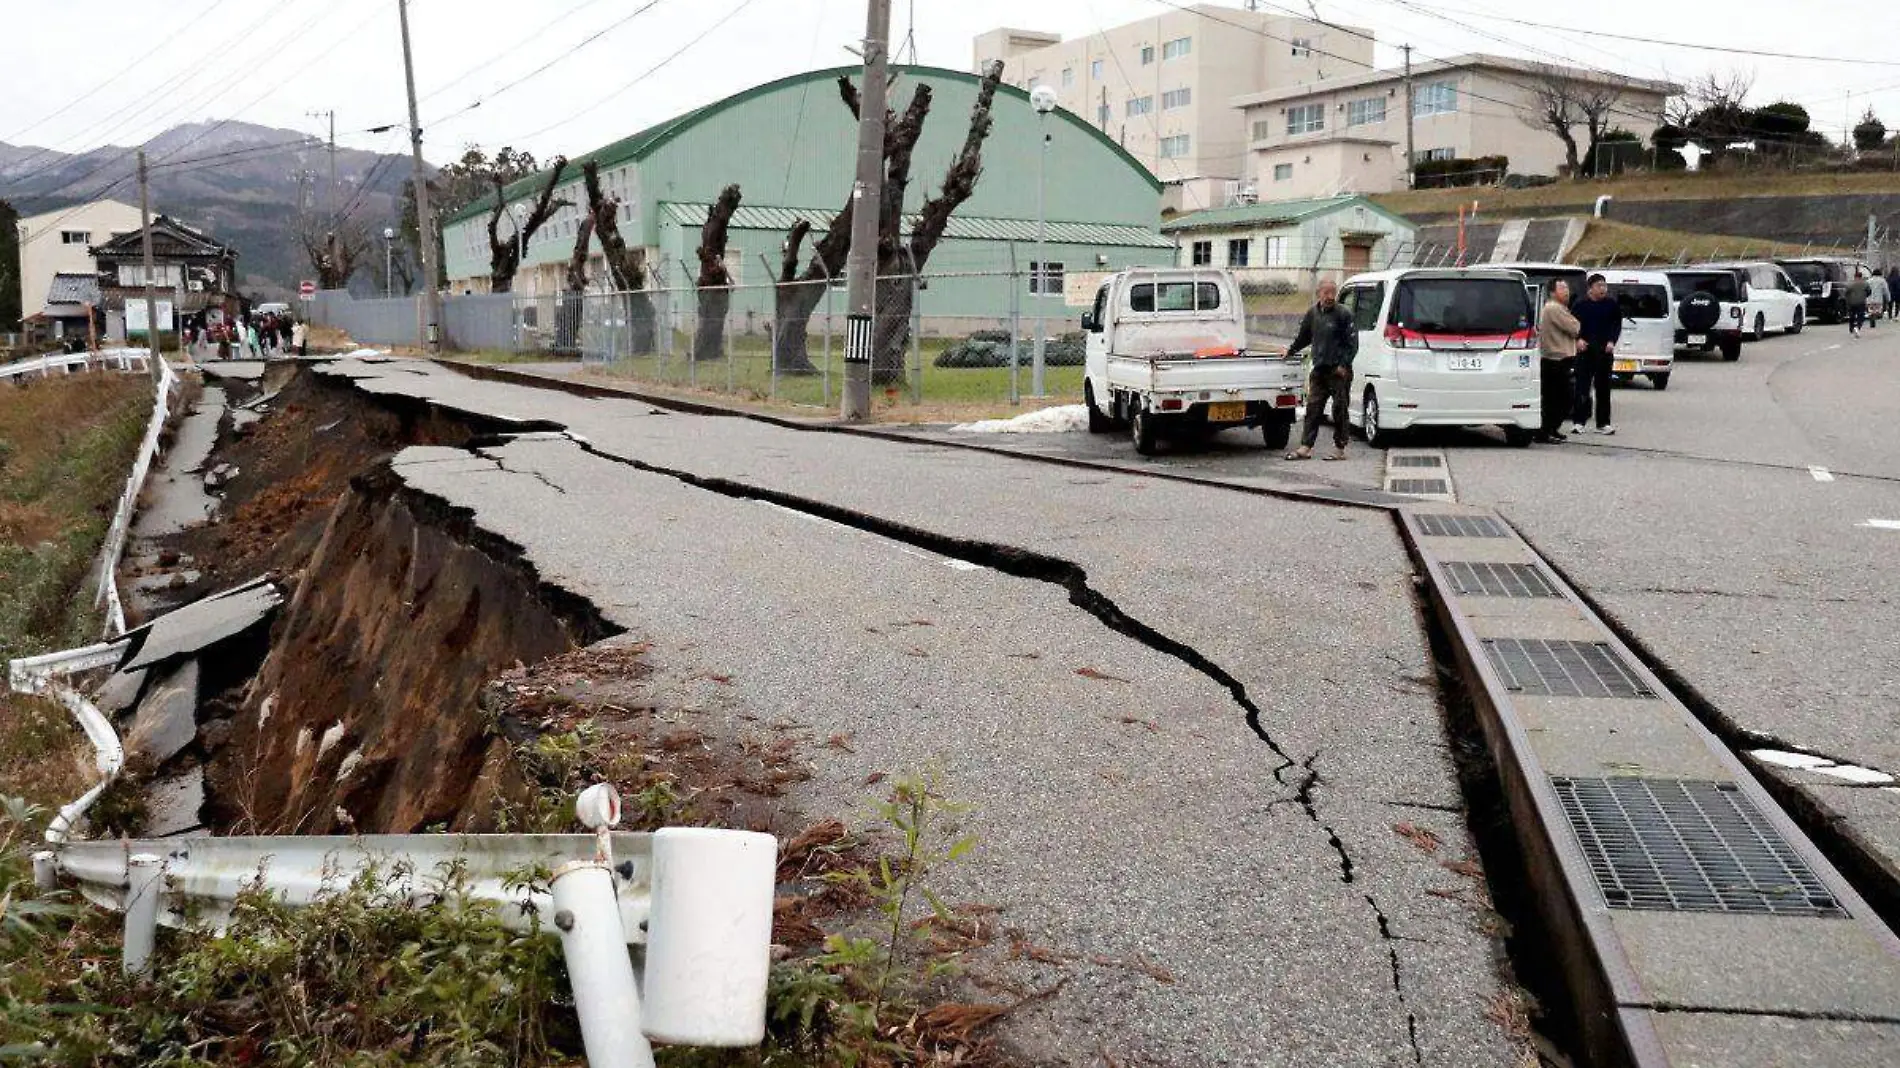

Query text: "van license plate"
[1204, 401, 1246, 422]
[1448, 355, 1486, 370]
[1613, 360, 1638, 372]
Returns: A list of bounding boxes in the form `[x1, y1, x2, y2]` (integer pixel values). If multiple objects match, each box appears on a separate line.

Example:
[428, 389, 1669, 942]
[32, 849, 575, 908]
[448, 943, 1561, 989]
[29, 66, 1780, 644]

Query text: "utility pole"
[398, 0, 441, 353]
[309, 109, 337, 221]
[136, 150, 162, 383]
[1402, 44, 1416, 189]
[841, 0, 891, 422]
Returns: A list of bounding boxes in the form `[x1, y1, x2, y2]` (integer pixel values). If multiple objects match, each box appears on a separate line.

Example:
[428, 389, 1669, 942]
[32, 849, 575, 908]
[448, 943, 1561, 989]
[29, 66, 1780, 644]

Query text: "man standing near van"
[1286, 278, 1358, 461]
[1536, 280, 1582, 443]
[1571, 274, 1623, 435]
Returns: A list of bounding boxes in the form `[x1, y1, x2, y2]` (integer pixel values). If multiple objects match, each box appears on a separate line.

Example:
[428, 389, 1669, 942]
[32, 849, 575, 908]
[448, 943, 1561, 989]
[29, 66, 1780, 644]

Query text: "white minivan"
[1337, 268, 1541, 447]
[1601, 270, 1677, 391]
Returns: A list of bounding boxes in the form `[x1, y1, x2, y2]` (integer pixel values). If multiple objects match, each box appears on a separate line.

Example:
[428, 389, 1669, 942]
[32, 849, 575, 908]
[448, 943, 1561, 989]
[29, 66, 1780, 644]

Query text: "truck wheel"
[1362, 388, 1391, 449]
[1650, 372, 1670, 391]
[1261, 411, 1293, 451]
[1084, 381, 1112, 434]
[1720, 338, 1742, 362]
[1131, 409, 1159, 455]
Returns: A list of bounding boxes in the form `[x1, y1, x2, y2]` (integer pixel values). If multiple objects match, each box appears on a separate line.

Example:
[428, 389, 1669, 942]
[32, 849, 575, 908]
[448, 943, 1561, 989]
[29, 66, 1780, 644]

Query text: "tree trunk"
[581, 160, 655, 356]
[555, 214, 594, 356]
[693, 184, 741, 364]
[773, 278, 828, 374]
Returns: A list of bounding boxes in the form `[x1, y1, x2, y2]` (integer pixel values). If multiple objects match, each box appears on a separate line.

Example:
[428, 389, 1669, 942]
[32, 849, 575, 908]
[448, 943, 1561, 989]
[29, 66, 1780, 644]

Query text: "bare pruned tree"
[581, 160, 656, 355]
[1518, 65, 1623, 177]
[299, 222, 371, 290]
[693, 184, 741, 363]
[768, 61, 1004, 384]
[1666, 69, 1756, 164]
[486, 155, 569, 293]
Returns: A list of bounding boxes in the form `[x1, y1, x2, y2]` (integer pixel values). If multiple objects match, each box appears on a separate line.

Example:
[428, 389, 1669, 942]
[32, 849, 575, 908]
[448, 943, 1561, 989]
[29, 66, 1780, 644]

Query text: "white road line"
[1809, 466, 1834, 482]
[1822, 344, 1843, 353]
[1860, 519, 1900, 531]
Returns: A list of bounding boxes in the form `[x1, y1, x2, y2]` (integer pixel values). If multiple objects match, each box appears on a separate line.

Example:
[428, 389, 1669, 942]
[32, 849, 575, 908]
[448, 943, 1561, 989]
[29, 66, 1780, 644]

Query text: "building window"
[1097, 103, 1110, 126]
[1273, 162, 1294, 181]
[60, 230, 91, 245]
[1028, 261, 1065, 295]
[1090, 58, 1103, 80]
[1139, 44, 1155, 65]
[1414, 80, 1458, 116]
[1286, 103, 1325, 135]
[117, 264, 179, 287]
[1061, 67, 1074, 88]
[1347, 96, 1386, 126]
[1291, 37, 1313, 57]
[1191, 241, 1213, 266]
[1251, 119, 1275, 142]
[1161, 36, 1191, 60]
[1159, 134, 1190, 158]
[1264, 235, 1289, 266]
[1415, 147, 1456, 162]
[1162, 87, 1192, 110]
[1227, 239, 1250, 267]
[1127, 95, 1153, 117]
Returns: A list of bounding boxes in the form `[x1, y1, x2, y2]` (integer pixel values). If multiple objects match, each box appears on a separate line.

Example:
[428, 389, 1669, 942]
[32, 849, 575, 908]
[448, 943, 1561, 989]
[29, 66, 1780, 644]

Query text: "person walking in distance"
[1571, 273, 1623, 435]
[1535, 280, 1582, 443]
[1869, 271, 1890, 331]
[1845, 270, 1871, 338]
[1886, 266, 1900, 320]
[1285, 278, 1359, 461]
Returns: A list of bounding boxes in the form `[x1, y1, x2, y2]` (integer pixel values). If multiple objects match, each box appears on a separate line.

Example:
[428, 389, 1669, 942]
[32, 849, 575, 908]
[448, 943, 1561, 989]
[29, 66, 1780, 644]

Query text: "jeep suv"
[1665, 269, 1746, 361]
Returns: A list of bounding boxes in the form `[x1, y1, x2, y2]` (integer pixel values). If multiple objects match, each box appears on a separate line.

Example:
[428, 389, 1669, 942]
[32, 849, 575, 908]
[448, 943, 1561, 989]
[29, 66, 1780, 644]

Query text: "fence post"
[123, 852, 163, 977]
[906, 252, 922, 406]
[679, 263, 697, 390]
[724, 285, 734, 395]
[1008, 241, 1021, 406]
[759, 255, 780, 400]
[550, 860, 654, 1068]
[31, 850, 55, 891]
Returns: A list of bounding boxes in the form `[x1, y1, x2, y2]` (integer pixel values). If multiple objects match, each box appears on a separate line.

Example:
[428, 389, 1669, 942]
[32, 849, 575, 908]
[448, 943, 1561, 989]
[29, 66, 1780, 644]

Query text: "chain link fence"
[317, 269, 1092, 410]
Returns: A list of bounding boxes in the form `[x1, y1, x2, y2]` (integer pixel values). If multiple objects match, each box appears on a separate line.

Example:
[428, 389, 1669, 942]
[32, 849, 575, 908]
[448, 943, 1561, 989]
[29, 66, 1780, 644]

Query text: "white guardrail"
[0, 347, 152, 381]
[94, 352, 178, 638]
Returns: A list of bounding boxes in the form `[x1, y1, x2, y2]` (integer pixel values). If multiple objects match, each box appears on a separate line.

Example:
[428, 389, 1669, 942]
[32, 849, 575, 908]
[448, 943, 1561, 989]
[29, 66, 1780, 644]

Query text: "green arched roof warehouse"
[441, 64, 1166, 255]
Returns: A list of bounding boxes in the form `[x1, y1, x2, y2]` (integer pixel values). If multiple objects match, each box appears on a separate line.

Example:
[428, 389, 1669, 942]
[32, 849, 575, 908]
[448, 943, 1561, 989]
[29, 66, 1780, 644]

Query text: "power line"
[1085, 0, 1206, 209]
[0, 0, 233, 145]
[499, 0, 763, 146]
[416, 0, 615, 106]
[428, 0, 667, 132]
[1409, 1, 1900, 67]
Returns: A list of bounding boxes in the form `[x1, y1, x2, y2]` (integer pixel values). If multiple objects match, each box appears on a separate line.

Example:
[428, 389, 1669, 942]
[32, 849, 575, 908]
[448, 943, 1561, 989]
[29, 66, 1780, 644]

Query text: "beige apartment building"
[974, 5, 1372, 212]
[1234, 54, 1675, 200]
[14, 198, 144, 321]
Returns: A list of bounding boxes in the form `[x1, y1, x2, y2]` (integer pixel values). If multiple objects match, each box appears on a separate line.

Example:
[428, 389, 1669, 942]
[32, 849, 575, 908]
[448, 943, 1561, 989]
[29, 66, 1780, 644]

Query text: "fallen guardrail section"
[95, 353, 179, 637]
[9, 640, 131, 844]
[1401, 505, 1900, 1067]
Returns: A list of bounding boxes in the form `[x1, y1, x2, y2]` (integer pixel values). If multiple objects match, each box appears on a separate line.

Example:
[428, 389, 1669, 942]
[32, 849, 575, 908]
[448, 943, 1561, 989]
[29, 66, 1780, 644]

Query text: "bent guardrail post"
[122, 853, 163, 977]
[554, 859, 654, 1068]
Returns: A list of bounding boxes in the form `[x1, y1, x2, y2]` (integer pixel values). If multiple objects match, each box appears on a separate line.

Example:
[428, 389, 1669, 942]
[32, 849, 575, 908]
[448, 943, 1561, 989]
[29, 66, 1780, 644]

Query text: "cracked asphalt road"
[318, 360, 1527, 1067]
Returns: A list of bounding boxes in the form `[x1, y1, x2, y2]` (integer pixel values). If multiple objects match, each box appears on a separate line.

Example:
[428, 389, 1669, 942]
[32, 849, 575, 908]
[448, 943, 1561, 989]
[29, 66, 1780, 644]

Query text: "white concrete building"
[974, 6, 1373, 212]
[14, 198, 144, 321]
[1161, 195, 1415, 285]
[1235, 54, 1675, 200]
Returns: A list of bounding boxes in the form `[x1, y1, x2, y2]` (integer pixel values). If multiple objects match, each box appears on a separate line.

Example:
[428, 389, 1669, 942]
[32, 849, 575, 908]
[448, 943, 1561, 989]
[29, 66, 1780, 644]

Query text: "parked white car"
[1700, 261, 1806, 339]
[1081, 269, 1305, 455]
[1601, 270, 1677, 390]
[1336, 267, 1540, 447]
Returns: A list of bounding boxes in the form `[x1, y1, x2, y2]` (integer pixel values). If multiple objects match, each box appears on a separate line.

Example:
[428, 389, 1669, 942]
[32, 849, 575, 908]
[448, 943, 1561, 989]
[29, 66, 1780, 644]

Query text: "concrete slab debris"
[125, 659, 199, 765]
[121, 577, 281, 673]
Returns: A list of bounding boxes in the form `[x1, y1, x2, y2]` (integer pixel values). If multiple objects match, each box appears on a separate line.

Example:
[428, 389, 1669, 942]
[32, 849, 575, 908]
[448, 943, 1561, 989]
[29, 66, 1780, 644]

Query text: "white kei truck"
[1080, 268, 1305, 456]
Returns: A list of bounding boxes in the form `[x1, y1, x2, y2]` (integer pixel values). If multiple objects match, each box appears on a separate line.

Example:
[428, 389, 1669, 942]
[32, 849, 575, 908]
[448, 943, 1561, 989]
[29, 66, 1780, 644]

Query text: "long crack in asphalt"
[448, 426, 1427, 1064]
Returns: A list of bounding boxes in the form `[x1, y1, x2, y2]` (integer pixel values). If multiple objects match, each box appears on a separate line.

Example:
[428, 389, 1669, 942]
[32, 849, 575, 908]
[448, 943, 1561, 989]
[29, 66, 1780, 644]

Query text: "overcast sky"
[6, 0, 1900, 166]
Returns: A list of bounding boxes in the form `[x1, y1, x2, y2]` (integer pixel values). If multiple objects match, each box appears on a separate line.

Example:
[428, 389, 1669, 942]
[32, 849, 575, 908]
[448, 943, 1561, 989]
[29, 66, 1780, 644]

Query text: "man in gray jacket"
[1285, 278, 1359, 461]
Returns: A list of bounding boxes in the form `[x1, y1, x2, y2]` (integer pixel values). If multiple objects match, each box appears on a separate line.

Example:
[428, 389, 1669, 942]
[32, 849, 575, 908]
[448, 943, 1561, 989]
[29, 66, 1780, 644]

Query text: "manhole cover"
[1390, 455, 1444, 468]
[1552, 776, 1845, 917]
[1481, 638, 1656, 698]
[1416, 513, 1506, 538]
[1390, 478, 1450, 495]
[1445, 561, 1559, 599]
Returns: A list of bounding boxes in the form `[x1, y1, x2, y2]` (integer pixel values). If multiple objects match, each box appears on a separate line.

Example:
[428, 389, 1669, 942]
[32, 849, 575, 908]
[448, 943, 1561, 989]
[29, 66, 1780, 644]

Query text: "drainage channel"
[430, 360, 1900, 1062]
[1401, 504, 1900, 1066]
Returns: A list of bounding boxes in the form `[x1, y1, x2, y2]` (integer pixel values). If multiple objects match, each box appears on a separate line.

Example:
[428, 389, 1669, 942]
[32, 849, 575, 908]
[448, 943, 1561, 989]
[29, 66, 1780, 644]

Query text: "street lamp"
[383, 227, 395, 298]
[1029, 84, 1057, 398]
[510, 202, 528, 278]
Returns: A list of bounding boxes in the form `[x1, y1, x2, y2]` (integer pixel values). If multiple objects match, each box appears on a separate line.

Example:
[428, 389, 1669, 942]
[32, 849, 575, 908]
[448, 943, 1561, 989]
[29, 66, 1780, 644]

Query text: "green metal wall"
[442, 65, 1166, 292]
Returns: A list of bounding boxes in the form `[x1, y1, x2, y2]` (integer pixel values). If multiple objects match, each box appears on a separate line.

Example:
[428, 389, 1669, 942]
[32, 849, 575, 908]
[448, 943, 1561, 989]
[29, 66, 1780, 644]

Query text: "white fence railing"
[0, 347, 152, 381]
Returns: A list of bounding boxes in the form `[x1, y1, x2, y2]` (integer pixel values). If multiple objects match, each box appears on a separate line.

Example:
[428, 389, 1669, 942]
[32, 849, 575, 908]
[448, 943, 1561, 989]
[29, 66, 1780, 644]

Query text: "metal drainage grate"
[1482, 638, 1656, 698]
[1445, 561, 1560, 599]
[1551, 776, 1845, 917]
[1389, 479, 1451, 496]
[1416, 513, 1507, 538]
[1390, 455, 1444, 468]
